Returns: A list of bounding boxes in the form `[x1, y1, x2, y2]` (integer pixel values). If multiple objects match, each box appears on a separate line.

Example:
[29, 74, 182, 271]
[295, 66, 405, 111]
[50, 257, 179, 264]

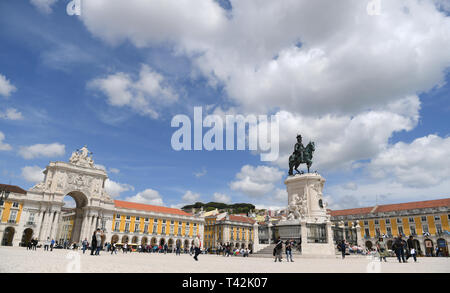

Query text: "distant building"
[330, 198, 450, 256]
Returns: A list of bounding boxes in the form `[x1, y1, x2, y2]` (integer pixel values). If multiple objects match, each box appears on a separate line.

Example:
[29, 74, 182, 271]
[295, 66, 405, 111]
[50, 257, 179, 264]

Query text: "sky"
[0, 0, 449, 211]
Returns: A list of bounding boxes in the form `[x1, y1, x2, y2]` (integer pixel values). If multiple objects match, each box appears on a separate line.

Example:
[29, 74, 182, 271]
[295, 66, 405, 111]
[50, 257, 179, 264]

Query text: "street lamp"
[0, 187, 10, 201]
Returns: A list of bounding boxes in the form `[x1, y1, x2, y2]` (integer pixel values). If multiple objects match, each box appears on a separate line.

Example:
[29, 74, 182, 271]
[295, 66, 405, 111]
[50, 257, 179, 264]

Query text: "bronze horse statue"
[288, 141, 315, 175]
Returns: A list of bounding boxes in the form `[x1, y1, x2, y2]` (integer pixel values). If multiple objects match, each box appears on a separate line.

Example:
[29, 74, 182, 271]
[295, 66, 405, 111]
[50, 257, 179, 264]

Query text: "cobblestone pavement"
[0, 247, 449, 273]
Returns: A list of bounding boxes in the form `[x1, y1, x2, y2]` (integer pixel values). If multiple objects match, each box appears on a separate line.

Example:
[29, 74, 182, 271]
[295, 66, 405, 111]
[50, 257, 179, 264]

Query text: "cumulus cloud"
[18, 143, 65, 159]
[0, 132, 12, 151]
[89, 64, 178, 119]
[194, 167, 207, 178]
[229, 165, 284, 197]
[104, 179, 134, 198]
[368, 135, 450, 188]
[0, 74, 16, 97]
[124, 188, 164, 206]
[0, 108, 23, 120]
[30, 0, 58, 14]
[109, 168, 120, 174]
[21, 166, 45, 183]
[212, 192, 231, 204]
[181, 190, 201, 203]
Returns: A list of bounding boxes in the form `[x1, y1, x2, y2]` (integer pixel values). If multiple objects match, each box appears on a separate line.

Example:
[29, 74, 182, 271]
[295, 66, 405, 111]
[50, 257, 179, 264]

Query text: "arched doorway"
[424, 239, 434, 256]
[122, 235, 129, 244]
[437, 238, 448, 257]
[151, 237, 157, 246]
[235, 243, 239, 248]
[241, 243, 245, 249]
[168, 238, 174, 249]
[365, 241, 373, 250]
[131, 236, 138, 244]
[184, 239, 190, 249]
[248, 243, 253, 251]
[111, 235, 119, 244]
[141, 237, 148, 245]
[21, 228, 34, 247]
[413, 239, 422, 255]
[63, 191, 88, 244]
[1, 227, 15, 246]
[159, 238, 165, 246]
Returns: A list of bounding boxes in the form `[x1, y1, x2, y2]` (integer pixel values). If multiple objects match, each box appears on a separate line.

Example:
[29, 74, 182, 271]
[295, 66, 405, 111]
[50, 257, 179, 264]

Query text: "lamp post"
[0, 187, 10, 201]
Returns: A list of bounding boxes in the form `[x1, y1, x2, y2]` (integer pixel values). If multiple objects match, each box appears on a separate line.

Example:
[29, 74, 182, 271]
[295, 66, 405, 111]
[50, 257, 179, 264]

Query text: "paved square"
[0, 247, 449, 273]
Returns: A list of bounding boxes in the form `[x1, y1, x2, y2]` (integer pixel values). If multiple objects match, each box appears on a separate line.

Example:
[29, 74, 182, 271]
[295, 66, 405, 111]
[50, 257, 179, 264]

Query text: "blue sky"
[0, 0, 449, 210]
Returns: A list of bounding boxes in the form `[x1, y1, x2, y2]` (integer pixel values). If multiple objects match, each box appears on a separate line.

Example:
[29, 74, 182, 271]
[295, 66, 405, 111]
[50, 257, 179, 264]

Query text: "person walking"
[81, 238, 88, 254]
[406, 236, 417, 262]
[274, 237, 283, 262]
[164, 243, 168, 254]
[44, 237, 50, 251]
[95, 229, 103, 255]
[393, 235, 406, 263]
[90, 231, 97, 256]
[193, 235, 202, 261]
[376, 237, 388, 262]
[339, 240, 346, 259]
[285, 239, 294, 262]
[176, 242, 181, 256]
[50, 239, 55, 251]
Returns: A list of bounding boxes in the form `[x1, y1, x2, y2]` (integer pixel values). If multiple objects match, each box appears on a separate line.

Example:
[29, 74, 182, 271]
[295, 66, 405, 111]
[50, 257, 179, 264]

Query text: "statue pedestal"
[282, 173, 336, 256]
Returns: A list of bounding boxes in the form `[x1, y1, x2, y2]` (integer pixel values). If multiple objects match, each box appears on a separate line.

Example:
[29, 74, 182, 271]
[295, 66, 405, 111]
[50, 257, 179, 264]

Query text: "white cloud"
[30, 0, 58, 14]
[0, 132, 12, 151]
[212, 192, 231, 204]
[0, 108, 23, 120]
[181, 190, 201, 203]
[342, 182, 358, 191]
[89, 64, 178, 119]
[21, 166, 45, 183]
[229, 165, 284, 197]
[273, 188, 287, 202]
[18, 143, 65, 159]
[124, 188, 164, 206]
[109, 168, 120, 174]
[94, 164, 106, 171]
[104, 179, 134, 198]
[194, 167, 207, 178]
[368, 135, 450, 188]
[0, 74, 16, 97]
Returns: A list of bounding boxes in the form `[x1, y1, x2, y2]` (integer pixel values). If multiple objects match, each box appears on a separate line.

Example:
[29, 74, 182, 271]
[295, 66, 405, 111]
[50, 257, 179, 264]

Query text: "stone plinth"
[282, 173, 336, 256]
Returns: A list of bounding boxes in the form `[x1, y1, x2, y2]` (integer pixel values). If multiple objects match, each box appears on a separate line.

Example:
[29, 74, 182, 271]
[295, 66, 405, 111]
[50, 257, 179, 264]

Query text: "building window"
[170, 225, 174, 235]
[126, 215, 130, 220]
[163, 219, 166, 224]
[153, 224, 157, 234]
[385, 219, 390, 224]
[178, 227, 181, 235]
[423, 225, 429, 233]
[114, 222, 120, 231]
[28, 213, 35, 224]
[136, 217, 140, 221]
[396, 218, 402, 224]
[171, 220, 174, 224]
[116, 214, 120, 219]
[364, 228, 370, 237]
[0, 200, 4, 206]
[134, 223, 140, 232]
[374, 220, 379, 225]
[185, 225, 189, 236]
[375, 228, 380, 237]
[421, 216, 427, 222]
[162, 226, 166, 234]
[364, 221, 368, 226]
[436, 224, 442, 234]
[408, 217, 414, 223]
[145, 218, 149, 222]
[386, 227, 392, 236]
[8, 210, 17, 223]
[434, 216, 440, 221]
[410, 226, 416, 235]
[125, 222, 130, 232]
[398, 226, 404, 235]
[144, 224, 148, 233]
[12, 202, 19, 208]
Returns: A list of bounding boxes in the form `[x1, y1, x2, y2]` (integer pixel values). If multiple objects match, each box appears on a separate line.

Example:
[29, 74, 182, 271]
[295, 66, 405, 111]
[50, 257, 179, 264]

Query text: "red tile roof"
[330, 198, 450, 217]
[114, 200, 193, 217]
[219, 214, 256, 224]
[0, 184, 27, 195]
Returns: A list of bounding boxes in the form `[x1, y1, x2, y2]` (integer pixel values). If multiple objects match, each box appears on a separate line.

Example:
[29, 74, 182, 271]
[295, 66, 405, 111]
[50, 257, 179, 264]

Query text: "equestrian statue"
[288, 134, 315, 175]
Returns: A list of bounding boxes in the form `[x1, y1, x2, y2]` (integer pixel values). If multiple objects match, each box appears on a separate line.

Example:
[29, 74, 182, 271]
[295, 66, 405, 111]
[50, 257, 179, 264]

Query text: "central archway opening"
[58, 191, 88, 245]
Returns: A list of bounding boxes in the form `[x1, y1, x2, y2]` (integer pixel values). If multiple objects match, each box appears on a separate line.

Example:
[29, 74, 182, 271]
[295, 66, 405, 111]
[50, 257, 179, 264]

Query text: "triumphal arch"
[25, 146, 115, 244]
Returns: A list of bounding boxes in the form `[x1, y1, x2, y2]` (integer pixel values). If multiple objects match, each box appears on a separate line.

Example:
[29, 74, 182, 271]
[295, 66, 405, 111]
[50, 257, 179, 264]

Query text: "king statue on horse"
[288, 134, 315, 175]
